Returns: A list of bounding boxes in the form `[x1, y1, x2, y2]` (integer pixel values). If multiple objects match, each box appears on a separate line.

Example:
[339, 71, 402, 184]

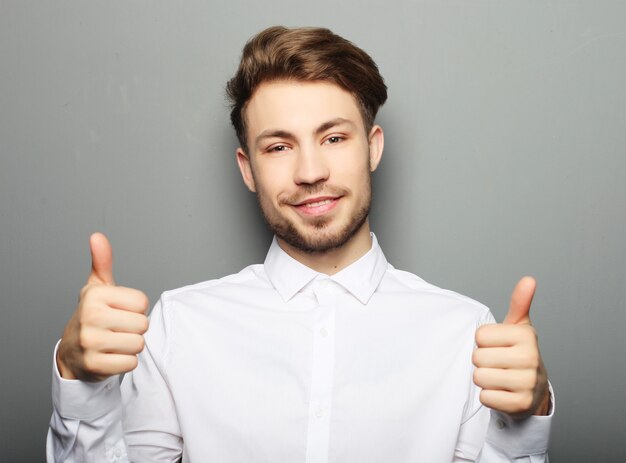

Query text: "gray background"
[1, 1, 625, 461]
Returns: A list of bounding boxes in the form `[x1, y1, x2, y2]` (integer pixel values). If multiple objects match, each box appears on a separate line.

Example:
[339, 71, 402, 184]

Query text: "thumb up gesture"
[472, 277, 550, 417]
[57, 233, 149, 382]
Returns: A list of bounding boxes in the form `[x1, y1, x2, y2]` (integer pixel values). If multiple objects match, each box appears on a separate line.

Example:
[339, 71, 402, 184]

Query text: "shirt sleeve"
[479, 383, 554, 462]
[46, 341, 128, 462]
[46, 297, 182, 463]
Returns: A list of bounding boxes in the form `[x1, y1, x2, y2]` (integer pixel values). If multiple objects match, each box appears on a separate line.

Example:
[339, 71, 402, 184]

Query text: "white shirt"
[47, 234, 552, 462]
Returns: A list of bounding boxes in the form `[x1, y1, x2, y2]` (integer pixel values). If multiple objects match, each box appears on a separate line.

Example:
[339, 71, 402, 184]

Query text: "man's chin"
[277, 224, 358, 255]
[283, 238, 346, 255]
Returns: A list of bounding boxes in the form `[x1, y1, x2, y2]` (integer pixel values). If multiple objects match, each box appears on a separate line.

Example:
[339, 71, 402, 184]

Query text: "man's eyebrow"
[314, 117, 355, 135]
[254, 130, 296, 148]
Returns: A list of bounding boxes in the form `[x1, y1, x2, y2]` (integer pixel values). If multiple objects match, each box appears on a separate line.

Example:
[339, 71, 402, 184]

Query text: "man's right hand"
[56, 233, 149, 381]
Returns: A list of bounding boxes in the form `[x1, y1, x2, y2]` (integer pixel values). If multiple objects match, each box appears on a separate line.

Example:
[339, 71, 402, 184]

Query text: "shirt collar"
[263, 233, 388, 305]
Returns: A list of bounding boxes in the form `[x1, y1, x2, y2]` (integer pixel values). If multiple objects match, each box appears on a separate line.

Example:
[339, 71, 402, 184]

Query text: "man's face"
[236, 80, 383, 254]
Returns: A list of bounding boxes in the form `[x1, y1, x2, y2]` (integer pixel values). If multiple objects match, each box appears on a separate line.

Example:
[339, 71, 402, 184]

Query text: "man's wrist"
[56, 344, 77, 380]
[533, 387, 551, 416]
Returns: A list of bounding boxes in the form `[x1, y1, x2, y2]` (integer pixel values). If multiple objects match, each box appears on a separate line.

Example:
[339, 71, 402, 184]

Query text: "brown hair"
[226, 26, 388, 153]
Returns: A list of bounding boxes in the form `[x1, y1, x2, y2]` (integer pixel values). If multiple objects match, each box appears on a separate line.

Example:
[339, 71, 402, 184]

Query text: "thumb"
[503, 276, 536, 325]
[88, 232, 115, 285]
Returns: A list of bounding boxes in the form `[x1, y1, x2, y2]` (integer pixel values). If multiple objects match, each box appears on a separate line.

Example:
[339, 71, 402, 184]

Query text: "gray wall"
[1, 1, 625, 461]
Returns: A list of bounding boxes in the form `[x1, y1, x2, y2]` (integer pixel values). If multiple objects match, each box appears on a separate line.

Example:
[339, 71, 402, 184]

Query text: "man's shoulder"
[381, 265, 491, 318]
[160, 263, 270, 302]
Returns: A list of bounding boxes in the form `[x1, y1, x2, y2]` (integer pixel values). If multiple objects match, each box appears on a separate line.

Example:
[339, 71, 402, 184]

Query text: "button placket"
[305, 280, 337, 463]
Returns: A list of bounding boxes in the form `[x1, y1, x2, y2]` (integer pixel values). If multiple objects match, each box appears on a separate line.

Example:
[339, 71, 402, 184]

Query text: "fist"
[472, 277, 550, 417]
[57, 233, 149, 382]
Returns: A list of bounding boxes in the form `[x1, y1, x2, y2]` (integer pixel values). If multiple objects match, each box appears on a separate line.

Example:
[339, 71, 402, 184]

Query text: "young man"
[48, 26, 553, 462]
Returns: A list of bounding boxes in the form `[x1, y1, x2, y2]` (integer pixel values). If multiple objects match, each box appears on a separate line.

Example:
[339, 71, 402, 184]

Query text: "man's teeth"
[304, 199, 333, 208]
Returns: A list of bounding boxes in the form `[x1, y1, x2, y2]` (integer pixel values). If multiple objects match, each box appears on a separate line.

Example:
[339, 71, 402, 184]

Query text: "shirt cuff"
[485, 382, 555, 457]
[51, 340, 121, 421]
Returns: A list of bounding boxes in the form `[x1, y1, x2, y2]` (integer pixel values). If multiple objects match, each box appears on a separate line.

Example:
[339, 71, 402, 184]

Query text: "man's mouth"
[292, 196, 341, 216]
[302, 199, 334, 208]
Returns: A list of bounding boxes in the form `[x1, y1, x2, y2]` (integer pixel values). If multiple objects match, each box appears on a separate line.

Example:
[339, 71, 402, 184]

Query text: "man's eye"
[326, 136, 343, 144]
[269, 145, 288, 152]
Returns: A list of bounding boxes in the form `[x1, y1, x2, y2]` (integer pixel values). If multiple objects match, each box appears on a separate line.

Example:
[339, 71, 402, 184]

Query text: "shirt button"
[319, 327, 328, 338]
[315, 408, 324, 418]
[496, 419, 506, 429]
[113, 447, 122, 458]
[104, 383, 113, 391]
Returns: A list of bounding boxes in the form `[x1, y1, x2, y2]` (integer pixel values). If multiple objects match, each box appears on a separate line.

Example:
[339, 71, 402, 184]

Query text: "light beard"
[255, 179, 372, 255]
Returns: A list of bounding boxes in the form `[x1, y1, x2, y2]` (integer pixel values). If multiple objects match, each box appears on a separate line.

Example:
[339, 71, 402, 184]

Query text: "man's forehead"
[244, 80, 363, 135]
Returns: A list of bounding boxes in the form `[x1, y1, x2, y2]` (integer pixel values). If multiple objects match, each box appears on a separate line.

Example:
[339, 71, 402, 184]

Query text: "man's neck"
[277, 221, 373, 275]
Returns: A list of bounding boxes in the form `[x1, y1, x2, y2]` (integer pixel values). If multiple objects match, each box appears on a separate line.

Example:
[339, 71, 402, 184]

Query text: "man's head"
[226, 26, 387, 154]
[227, 27, 387, 257]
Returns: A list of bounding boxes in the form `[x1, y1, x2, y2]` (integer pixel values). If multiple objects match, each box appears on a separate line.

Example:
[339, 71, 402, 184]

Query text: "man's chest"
[163, 291, 481, 462]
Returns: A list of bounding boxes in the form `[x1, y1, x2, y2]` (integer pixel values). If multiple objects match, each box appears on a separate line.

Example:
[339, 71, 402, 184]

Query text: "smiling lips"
[293, 196, 341, 216]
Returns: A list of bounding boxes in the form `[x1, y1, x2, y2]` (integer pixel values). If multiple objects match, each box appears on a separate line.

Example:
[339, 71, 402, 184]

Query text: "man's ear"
[368, 125, 384, 172]
[236, 147, 256, 192]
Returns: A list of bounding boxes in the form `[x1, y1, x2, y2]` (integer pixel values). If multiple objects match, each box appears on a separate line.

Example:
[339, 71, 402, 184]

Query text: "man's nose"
[294, 145, 330, 185]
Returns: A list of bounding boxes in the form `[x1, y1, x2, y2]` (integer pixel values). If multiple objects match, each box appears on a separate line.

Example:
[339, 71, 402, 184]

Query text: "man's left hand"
[472, 276, 550, 417]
